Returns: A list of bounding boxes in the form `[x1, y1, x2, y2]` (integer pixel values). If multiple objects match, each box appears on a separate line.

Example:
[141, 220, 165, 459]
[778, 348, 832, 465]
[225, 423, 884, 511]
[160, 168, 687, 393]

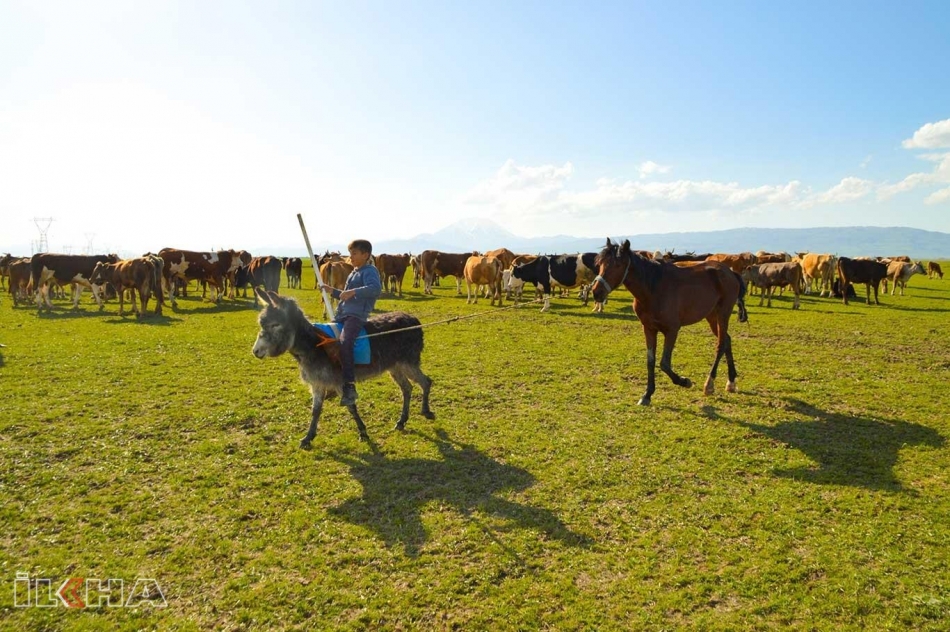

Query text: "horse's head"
[252, 288, 300, 358]
[591, 238, 632, 302]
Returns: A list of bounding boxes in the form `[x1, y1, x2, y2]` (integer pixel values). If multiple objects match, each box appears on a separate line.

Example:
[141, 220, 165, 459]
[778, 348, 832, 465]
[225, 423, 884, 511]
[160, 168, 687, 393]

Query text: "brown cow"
[30, 253, 119, 310]
[464, 255, 503, 306]
[7, 258, 32, 306]
[90, 257, 160, 317]
[837, 257, 887, 305]
[419, 250, 475, 295]
[928, 261, 943, 279]
[157, 248, 230, 306]
[882, 260, 925, 296]
[799, 253, 836, 297]
[284, 257, 303, 289]
[0, 253, 15, 291]
[742, 262, 802, 309]
[705, 252, 757, 275]
[484, 248, 516, 270]
[243, 256, 283, 293]
[375, 253, 411, 296]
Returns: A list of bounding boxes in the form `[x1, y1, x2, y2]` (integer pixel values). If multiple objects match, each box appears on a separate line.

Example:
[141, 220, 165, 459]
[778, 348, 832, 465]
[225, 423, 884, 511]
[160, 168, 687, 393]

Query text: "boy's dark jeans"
[336, 315, 365, 384]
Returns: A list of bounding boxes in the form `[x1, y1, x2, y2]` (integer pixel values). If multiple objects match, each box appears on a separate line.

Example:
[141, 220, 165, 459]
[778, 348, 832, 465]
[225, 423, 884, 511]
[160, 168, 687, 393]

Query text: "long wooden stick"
[297, 213, 337, 322]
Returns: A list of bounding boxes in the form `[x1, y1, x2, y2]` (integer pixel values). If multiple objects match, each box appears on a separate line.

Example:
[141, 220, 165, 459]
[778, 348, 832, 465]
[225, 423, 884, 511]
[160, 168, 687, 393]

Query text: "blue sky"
[2, 0, 949, 255]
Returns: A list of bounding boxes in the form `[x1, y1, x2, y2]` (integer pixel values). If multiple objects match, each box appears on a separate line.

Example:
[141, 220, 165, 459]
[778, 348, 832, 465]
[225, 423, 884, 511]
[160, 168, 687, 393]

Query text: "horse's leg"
[404, 363, 436, 419]
[659, 328, 693, 389]
[703, 315, 725, 395]
[300, 387, 327, 449]
[389, 367, 413, 431]
[639, 328, 659, 406]
[724, 332, 738, 393]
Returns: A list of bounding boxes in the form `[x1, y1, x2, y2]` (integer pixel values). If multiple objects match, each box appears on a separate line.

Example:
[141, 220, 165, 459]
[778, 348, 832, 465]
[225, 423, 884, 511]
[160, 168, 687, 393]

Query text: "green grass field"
[2, 262, 949, 630]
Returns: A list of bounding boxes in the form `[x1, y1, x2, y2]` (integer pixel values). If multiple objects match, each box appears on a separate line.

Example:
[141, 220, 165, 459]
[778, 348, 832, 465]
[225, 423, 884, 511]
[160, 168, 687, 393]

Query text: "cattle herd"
[0, 247, 944, 317]
[0, 249, 304, 317]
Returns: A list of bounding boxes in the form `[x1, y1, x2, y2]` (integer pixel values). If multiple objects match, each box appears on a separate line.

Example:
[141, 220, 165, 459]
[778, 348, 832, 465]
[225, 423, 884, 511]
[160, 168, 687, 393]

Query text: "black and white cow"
[507, 253, 603, 312]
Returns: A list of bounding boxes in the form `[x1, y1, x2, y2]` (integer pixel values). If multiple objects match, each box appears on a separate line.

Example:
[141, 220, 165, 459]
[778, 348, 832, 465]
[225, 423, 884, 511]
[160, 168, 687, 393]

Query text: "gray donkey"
[252, 288, 435, 447]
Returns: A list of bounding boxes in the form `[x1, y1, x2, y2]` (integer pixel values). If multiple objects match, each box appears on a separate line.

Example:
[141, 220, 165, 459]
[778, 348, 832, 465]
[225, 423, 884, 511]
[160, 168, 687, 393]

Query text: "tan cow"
[799, 253, 836, 297]
[882, 260, 926, 295]
[319, 260, 354, 310]
[464, 256, 504, 306]
[705, 252, 757, 275]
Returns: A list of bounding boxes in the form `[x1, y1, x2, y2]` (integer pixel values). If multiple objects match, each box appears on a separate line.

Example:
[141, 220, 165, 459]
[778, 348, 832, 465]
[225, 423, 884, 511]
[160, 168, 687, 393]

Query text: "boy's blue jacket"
[332, 264, 381, 322]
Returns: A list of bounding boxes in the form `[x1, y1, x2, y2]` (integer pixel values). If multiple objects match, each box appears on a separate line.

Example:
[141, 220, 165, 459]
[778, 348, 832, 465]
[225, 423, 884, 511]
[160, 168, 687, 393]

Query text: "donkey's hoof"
[358, 432, 370, 442]
[422, 410, 436, 420]
[682, 378, 693, 389]
[299, 438, 313, 450]
[394, 421, 407, 432]
[637, 397, 651, 406]
[726, 380, 738, 393]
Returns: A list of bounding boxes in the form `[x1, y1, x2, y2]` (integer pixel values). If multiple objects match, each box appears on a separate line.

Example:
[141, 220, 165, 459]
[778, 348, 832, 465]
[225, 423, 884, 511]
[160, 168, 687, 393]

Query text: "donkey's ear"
[255, 287, 278, 307]
[265, 290, 283, 307]
[606, 237, 613, 248]
[621, 239, 631, 253]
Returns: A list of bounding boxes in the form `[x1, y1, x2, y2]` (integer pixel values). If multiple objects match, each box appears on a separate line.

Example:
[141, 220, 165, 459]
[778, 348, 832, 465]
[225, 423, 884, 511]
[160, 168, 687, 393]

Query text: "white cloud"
[810, 177, 875, 205]
[877, 152, 950, 199]
[925, 187, 950, 205]
[860, 154, 873, 168]
[463, 159, 573, 207]
[902, 118, 950, 149]
[637, 160, 672, 178]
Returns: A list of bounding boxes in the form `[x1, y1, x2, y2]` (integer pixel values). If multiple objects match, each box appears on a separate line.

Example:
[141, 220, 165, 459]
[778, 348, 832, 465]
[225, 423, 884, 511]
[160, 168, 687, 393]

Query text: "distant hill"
[363, 221, 950, 259]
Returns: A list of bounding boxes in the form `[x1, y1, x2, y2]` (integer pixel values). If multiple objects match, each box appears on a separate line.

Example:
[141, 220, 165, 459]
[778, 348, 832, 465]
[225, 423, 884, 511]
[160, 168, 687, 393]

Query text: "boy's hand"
[338, 289, 356, 301]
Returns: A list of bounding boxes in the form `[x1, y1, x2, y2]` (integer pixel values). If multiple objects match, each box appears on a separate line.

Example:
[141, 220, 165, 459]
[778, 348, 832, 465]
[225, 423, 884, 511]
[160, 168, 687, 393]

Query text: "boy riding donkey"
[320, 239, 381, 406]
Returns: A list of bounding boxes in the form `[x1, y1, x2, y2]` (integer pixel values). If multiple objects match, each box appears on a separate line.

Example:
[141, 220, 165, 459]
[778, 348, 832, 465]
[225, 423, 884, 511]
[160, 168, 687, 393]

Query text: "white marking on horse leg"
[703, 376, 715, 395]
[726, 380, 738, 393]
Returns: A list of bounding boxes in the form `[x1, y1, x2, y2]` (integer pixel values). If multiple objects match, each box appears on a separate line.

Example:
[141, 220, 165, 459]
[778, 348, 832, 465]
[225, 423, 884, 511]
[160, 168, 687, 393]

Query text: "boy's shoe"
[340, 383, 358, 406]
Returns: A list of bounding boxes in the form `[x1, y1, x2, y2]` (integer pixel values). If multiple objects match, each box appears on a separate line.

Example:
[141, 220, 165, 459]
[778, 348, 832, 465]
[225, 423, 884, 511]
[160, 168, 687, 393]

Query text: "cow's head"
[506, 264, 526, 292]
[89, 262, 113, 287]
[252, 288, 297, 358]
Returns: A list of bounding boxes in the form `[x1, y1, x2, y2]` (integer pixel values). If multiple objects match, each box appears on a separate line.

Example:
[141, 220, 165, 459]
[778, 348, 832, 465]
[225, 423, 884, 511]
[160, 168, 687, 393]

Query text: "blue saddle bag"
[312, 323, 371, 365]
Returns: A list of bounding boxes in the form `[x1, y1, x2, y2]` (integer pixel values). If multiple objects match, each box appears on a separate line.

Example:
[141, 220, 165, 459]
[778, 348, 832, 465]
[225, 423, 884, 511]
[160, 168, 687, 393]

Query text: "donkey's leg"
[640, 328, 659, 406]
[389, 368, 414, 431]
[659, 328, 692, 390]
[300, 387, 327, 449]
[404, 363, 436, 419]
[343, 403, 369, 441]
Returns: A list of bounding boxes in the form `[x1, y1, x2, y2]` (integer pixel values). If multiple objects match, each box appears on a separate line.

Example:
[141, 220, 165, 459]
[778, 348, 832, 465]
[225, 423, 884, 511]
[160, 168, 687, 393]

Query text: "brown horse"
[591, 239, 748, 405]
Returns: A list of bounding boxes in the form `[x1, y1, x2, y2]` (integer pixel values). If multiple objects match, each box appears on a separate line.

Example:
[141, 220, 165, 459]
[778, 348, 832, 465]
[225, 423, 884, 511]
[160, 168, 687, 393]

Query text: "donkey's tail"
[734, 271, 749, 323]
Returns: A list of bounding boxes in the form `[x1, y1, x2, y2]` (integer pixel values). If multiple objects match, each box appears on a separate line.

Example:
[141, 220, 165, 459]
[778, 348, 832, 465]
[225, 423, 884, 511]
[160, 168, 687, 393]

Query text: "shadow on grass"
[101, 313, 183, 325]
[328, 428, 593, 557]
[35, 307, 111, 319]
[176, 300, 259, 314]
[705, 398, 945, 492]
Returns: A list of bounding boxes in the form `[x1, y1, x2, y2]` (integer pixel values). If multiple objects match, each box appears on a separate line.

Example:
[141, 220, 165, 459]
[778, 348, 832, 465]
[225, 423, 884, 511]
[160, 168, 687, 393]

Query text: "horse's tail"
[733, 271, 749, 323]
